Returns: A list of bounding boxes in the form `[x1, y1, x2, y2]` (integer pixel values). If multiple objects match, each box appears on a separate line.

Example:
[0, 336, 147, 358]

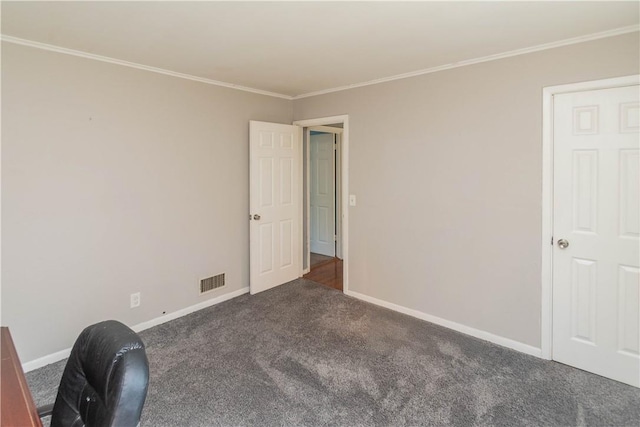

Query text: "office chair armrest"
[37, 403, 54, 418]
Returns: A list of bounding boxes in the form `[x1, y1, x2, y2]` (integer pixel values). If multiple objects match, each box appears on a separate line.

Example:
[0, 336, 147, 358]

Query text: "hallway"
[304, 253, 343, 291]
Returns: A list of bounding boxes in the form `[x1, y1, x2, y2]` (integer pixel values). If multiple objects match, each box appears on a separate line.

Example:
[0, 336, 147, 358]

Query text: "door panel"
[250, 121, 301, 294]
[618, 265, 639, 356]
[310, 132, 336, 257]
[553, 85, 640, 387]
[620, 150, 639, 238]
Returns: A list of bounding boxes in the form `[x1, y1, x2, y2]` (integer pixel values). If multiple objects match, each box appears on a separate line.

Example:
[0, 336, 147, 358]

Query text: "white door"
[552, 85, 639, 387]
[249, 121, 301, 294]
[310, 132, 336, 257]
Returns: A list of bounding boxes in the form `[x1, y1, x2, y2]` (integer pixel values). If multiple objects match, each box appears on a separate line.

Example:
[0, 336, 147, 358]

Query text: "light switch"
[349, 195, 357, 206]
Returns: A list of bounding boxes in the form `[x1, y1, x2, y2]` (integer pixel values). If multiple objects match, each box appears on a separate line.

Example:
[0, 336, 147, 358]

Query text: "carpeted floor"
[27, 279, 640, 426]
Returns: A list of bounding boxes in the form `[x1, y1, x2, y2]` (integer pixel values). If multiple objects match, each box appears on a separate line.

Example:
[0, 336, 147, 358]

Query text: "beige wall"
[293, 33, 640, 348]
[1, 42, 292, 362]
[2, 33, 638, 363]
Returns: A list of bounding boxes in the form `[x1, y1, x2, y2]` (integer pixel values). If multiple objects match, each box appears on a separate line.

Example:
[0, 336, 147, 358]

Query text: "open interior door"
[249, 121, 302, 294]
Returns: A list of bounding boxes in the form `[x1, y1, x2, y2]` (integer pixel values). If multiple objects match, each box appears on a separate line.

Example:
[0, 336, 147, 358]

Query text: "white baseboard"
[130, 287, 249, 333]
[22, 286, 249, 372]
[344, 290, 542, 358]
[24, 286, 540, 372]
[22, 347, 73, 374]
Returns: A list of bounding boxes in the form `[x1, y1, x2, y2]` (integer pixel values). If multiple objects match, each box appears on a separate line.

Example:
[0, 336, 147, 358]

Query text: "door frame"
[308, 126, 343, 261]
[540, 74, 639, 360]
[293, 115, 349, 293]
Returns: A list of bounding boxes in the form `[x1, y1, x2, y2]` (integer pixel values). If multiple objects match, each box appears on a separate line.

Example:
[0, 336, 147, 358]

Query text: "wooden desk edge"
[1, 327, 43, 427]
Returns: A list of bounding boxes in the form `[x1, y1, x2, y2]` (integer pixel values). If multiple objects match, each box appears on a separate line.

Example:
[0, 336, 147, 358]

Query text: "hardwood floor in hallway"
[304, 253, 343, 291]
[310, 252, 333, 268]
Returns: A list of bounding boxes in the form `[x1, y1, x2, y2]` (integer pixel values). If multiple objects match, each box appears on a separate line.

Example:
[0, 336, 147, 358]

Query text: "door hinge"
[334, 235, 337, 241]
[551, 236, 554, 245]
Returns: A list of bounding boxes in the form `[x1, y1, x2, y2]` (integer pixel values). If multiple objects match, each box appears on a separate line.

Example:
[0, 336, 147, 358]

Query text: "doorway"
[541, 75, 639, 387]
[309, 130, 338, 258]
[293, 116, 349, 292]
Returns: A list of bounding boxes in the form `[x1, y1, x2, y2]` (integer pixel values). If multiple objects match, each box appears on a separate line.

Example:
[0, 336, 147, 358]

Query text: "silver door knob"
[253, 214, 261, 220]
[557, 239, 569, 249]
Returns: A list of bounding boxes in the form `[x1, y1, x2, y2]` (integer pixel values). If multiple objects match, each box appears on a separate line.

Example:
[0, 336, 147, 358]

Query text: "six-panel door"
[552, 85, 639, 387]
[249, 121, 301, 294]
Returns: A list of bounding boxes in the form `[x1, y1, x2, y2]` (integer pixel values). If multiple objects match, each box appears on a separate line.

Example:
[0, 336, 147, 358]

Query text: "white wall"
[293, 33, 640, 349]
[1, 42, 292, 363]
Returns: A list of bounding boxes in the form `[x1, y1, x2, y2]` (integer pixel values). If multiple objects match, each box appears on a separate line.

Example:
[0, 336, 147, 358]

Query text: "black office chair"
[38, 320, 150, 427]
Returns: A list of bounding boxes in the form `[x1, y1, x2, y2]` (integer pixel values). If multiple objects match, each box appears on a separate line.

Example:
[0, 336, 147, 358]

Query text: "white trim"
[0, 35, 291, 100]
[297, 125, 305, 280]
[305, 127, 312, 272]
[293, 115, 349, 293]
[345, 290, 542, 358]
[21, 347, 72, 375]
[3, 25, 638, 101]
[130, 286, 249, 333]
[307, 127, 342, 260]
[540, 74, 640, 361]
[0, 35, 3, 324]
[541, 87, 554, 361]
[22, 286, 249, 372]
[309, 125, 344, 134]
[335, 133, 343, 260]
[293, 25, 640, 100]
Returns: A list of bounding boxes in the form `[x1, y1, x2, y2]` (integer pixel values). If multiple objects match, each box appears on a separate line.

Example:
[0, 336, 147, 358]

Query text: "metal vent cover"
[200, 273, 225, 293]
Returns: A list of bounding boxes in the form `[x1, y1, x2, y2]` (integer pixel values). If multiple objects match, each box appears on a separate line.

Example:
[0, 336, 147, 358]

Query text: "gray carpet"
[27, 279, 640, 426]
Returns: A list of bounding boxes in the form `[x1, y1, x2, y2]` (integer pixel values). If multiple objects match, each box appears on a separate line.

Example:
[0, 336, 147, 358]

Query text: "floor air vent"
[200, 273, 225, 293]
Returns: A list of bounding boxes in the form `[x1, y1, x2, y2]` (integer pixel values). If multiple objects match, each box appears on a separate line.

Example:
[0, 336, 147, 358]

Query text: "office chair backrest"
[50, 320, 149, 427]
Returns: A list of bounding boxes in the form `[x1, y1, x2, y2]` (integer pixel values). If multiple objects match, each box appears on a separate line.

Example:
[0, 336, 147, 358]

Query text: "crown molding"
[0, 34, 293, 100]
[292, 24, 640, 100]
[2, 24, 638, 102]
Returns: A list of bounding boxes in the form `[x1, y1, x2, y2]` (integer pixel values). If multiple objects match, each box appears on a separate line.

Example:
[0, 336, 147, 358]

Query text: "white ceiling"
[2, 1, 638, 98]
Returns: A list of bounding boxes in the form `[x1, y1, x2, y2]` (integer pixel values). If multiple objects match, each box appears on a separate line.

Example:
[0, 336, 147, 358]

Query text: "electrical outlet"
[130, 292, 141, 308]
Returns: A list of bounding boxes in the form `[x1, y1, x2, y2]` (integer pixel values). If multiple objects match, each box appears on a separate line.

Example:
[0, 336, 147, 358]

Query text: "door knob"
[557, 239, 569, 249]
[253, 214, 261, 220]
